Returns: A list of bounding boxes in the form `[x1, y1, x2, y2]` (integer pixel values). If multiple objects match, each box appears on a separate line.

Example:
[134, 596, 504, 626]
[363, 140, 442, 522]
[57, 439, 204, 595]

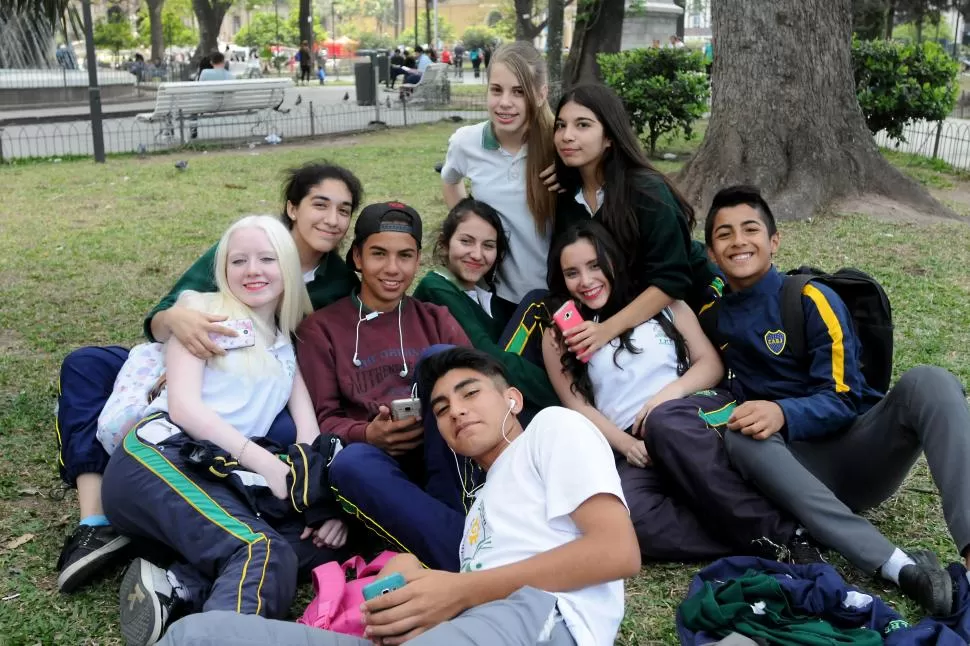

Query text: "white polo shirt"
[441, 121, 552, 304]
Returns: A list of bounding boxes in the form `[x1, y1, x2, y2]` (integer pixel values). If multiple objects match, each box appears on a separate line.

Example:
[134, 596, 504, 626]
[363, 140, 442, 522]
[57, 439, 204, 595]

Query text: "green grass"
[1, 121, 969, 644]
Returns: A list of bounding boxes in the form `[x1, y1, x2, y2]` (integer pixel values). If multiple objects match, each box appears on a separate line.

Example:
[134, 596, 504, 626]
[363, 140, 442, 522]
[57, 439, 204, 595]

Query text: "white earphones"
[351, 298, 409, 378]
[454, 397, 517, 500]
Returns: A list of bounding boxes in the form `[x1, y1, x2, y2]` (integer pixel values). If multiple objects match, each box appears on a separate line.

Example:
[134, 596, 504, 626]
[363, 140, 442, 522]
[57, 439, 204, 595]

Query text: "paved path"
[0, 83, 363, 124]
[0, 99, 486, 160]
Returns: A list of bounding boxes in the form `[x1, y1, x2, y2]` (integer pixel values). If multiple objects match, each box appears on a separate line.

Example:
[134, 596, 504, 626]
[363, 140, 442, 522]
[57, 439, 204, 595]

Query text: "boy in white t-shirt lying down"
[158, 347, 640, 646]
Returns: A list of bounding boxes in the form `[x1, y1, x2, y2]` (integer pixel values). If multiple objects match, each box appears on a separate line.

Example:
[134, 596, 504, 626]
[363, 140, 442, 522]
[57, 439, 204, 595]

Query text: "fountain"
[0, 5, 137, 110]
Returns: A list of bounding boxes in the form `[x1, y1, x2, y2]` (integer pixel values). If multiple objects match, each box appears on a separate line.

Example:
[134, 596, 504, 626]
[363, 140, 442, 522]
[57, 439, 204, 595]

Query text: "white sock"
[166, 569, 188, 601]
[880, 548, 916, 584]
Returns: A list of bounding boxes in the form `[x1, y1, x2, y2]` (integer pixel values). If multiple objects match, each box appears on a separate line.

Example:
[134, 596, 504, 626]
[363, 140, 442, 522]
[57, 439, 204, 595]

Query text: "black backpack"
[699, 267, 894, 392]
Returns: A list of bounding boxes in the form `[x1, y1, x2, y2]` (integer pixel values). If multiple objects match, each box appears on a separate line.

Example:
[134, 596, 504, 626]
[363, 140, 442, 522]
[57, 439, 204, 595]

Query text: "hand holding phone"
[552, 301, 589, 362]
[207, 318, 256, 351]
[362, 573, 407, 601]
[390, 397, 421, 422]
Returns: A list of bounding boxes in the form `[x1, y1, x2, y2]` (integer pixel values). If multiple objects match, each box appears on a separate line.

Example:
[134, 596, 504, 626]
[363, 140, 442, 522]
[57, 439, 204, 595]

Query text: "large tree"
[678, 0, 953, 222]
[546, 0, 564, 84]
[562, 0, 624, 85]
[192, 0, 233, 59]
[145, 0, 165, 62]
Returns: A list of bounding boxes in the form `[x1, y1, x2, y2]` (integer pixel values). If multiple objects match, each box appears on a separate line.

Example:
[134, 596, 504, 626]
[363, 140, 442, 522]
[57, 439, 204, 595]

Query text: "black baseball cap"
[351, 202, 423, 248]
[346, 202, 423, 271]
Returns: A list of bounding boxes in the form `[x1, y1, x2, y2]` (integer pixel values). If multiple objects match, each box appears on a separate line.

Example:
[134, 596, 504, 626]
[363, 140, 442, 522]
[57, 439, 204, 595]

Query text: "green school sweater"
[413, 269, 560, 409]
[679, 570, 883, 645]
[143, 244, 359, 341]
[554, 173, 717, 310]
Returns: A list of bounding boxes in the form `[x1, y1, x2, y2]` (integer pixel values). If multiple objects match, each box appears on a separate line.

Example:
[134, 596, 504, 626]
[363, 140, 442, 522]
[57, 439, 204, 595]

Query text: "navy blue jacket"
[708, 267, 882, 442]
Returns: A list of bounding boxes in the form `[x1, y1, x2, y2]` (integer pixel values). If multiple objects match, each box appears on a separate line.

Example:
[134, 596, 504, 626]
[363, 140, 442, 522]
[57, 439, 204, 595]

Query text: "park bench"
[400, 63, 451, 107]
[136, 77, 293, 140]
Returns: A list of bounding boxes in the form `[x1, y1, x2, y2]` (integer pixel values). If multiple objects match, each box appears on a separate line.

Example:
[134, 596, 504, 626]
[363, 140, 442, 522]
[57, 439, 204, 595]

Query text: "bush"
[597, 47, 709, 157]
[852, 38, 959, 142]
[461, 26, 500, 52]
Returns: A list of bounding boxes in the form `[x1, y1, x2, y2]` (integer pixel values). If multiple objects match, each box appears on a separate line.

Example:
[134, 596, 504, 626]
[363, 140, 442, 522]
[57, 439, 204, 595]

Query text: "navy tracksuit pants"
[56, 346, 296, 488]
[103, 425, 343, 617]
[626, 390, 797, 560]
[328, 424, 474, 573]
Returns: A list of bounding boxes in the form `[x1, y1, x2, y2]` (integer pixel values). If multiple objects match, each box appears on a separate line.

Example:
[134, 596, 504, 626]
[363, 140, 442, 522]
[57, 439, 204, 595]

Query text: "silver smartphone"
[390, 397, 421, 421]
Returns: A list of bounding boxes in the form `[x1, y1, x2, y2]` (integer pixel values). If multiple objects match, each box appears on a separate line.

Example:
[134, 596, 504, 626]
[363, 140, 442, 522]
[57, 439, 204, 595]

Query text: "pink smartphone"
[208, 318, 256, 350]
[552, 300, 585, 334]
[552, 301, 589, 363]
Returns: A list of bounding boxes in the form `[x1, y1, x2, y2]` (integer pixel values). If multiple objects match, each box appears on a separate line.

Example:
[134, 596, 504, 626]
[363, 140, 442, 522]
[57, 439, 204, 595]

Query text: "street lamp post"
[331, 2, 339, 80]
[81, 0, 105, 163]
[275, 0, 280, 45]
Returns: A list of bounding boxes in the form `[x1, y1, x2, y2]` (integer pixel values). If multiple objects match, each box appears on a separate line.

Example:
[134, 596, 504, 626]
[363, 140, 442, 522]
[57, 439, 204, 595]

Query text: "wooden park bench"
[400, 63, 451, 106]
[136, 77, 293, 140]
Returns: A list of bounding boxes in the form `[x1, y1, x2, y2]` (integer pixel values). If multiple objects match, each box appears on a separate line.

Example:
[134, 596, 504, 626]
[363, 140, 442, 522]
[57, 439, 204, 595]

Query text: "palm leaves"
[8, 0, 72, 26]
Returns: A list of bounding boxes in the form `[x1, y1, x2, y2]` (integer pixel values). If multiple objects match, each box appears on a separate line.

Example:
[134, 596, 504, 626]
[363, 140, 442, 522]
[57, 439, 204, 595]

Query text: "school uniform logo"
[764, 330, 787, 355]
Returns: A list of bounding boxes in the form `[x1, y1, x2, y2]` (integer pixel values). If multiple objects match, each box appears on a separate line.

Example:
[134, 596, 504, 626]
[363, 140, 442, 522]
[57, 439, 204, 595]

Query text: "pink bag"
[297, 551, 398, 636]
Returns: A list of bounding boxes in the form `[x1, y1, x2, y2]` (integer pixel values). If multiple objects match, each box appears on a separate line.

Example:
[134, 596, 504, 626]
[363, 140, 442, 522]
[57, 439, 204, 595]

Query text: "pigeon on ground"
[343, 92, 349, 101]
[265, 134, 282, 145]
[175, 160, 188, 171]
[295, 94, 303, 106]
[137, 143, 147, 158]
[386, 97, 392, 109]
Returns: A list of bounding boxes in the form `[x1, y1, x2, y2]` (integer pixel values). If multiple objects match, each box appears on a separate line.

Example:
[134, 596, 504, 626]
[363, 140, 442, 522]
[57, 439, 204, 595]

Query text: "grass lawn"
[2, 121, 970, 644]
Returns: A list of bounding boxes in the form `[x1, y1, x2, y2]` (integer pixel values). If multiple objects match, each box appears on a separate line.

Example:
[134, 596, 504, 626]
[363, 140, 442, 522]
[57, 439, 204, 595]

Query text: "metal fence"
[874, 119, 970, 171]
[0, 86, 490, 161]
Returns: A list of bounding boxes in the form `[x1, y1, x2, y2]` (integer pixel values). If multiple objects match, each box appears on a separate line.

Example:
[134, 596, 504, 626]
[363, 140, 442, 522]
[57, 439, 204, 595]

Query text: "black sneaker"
[786, 529, 827, 565]
[119, 558, 178, 646]
[56, 524, 131, 593]
[898, 549, 954, 617]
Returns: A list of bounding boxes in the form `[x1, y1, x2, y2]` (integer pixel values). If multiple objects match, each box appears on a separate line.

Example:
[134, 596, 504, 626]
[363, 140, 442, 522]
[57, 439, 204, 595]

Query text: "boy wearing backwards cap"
[297, 202, 473, 571]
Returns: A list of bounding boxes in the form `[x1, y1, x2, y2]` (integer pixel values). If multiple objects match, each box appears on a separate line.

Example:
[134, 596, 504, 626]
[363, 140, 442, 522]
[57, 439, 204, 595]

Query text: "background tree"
[400, 12, 455, 45]
[563, 0, 624, 84]
[93, 8, 136, 57]
[678, 0, 954, 222]
[361, 0, 395, 35]
[894, 0, 948, 43]
[191, 0, 233, 59]
[138, 2, 197, 54]
[893, 12, 953, 42]
[852, 0, 890, 39]
[547, 0, 564, 84]
[461, 25, 500, 51]
[144, 0, 165, 61]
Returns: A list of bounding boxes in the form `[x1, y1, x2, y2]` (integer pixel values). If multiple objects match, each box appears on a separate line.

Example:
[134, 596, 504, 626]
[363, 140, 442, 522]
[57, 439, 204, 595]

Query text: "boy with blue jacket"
[702, 185, 970, 617]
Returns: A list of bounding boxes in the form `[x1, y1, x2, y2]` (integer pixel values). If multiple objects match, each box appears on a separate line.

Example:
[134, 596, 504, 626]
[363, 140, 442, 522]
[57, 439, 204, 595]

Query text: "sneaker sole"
[58, 534, 131, 594]
[119, 559, 164, 646]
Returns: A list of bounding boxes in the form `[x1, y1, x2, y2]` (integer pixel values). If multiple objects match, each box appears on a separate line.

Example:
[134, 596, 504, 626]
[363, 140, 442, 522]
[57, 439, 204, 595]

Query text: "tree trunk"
[562, 0, 624, 85]
[884, 0, 895, 39]
[425, 0, 432, 45]
[677, 0, 955, 222]
[547, 0, 564, 85]
[192, 0, 232, 61]
[146, 0, 165, 62]
[300, 0, 313, 49]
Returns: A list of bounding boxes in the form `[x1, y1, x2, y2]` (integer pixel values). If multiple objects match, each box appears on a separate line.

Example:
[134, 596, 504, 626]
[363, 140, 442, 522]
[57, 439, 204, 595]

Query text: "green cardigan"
[413, 269, 560, 409]
[143, 243, 359, 341]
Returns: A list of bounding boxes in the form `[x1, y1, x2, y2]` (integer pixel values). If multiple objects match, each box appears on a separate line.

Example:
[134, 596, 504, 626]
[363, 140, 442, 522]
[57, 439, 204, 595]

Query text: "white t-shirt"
[441, 121, 552, 303]
[587, 311, 680, 430]
[458, 407, 627, 646]
[144, 329, 297, 440]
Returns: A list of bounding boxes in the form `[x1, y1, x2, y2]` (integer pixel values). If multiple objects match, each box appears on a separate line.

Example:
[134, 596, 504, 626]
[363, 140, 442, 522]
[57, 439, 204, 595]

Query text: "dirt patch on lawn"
[0, 329, 28, 355]
[833, 190, 970, 224]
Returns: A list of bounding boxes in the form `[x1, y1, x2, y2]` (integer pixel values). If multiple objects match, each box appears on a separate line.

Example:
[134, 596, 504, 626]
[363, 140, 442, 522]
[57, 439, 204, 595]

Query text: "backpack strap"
[780, 274, 815, 359]
[697, 300, 725, 351]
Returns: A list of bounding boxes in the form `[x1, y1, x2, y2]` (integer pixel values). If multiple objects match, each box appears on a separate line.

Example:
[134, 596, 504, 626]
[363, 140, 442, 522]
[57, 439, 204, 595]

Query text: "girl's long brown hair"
[488, 42, 556, 234]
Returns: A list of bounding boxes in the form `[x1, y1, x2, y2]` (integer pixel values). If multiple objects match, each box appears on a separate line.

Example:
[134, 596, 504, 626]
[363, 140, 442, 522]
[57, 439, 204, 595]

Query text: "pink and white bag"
[297, 551, 398, 636]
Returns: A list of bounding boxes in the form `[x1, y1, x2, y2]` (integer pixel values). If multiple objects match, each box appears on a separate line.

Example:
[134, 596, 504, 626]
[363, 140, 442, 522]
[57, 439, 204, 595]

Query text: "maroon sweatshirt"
[296, 294, 471, 443]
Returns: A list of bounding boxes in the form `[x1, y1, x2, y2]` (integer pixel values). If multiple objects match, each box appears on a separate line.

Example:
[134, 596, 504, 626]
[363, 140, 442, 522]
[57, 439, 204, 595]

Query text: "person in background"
[199, 51, 233, 81]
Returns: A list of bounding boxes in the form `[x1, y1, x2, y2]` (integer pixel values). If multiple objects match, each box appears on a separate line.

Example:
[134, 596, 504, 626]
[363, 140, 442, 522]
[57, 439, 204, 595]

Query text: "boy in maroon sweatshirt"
[297, 202, 472, 570]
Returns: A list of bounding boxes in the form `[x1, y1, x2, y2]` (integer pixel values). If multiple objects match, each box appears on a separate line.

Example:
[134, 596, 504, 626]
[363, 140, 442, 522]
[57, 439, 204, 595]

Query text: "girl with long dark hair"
[552, 84, 720, 363]
[542, 221, 806, 563]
